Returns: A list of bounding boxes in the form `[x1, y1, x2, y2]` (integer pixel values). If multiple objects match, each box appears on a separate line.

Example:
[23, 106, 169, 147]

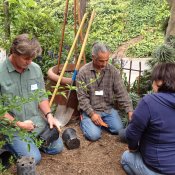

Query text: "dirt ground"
[8, 119, 127, 175]
[37, 119, 127, 175]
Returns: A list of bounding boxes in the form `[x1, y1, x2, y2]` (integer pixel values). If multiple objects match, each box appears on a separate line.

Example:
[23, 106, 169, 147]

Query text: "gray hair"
[10, 33, 42, 58]
[92, 42, 110, 57]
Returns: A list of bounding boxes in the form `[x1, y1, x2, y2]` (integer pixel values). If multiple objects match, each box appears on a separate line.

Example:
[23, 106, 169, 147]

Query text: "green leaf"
[27, 144, 31, 152]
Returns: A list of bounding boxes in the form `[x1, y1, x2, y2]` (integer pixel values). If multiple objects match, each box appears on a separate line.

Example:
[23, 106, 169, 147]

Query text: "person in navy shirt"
[121, 63, 175, 175]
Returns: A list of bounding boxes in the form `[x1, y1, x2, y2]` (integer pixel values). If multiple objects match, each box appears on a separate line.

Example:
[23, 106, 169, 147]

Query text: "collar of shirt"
[89, 61, 110, 71]
[6, 58, 31, 73]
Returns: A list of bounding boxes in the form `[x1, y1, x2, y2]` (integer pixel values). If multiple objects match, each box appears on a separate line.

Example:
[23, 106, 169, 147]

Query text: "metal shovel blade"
[54, 104, 74, 127]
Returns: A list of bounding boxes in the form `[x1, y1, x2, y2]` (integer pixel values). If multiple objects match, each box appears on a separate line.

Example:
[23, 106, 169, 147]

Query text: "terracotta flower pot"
[47, 64, 80, 119]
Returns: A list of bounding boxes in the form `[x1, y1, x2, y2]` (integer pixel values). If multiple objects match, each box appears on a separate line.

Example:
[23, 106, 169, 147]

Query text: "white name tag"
[31, 84, 38, 91]
[95, 90, 103, 96]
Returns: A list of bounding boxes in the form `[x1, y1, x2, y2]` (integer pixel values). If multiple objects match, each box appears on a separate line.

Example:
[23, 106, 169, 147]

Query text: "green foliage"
[129, 35, 175, 98]
[131, 70, 152, 96]
[89, 0, 169, 57]
[0, 0, 172, 121]
[0, 90, 47, 171]
[0, 155, 14, 174]
[35, 55, 57, 77]
[120, 92, 140, 127]
[0, 0, 170, 66]
[130, 92, 141, 109]
[147, 44, 175, 68]
[0, 0, 75, 56]
[126, 34, 163, 57]
[166, 35, 175, 48]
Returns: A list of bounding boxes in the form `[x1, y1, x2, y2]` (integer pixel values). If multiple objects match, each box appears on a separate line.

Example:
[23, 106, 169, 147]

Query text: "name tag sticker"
[31, 84, 38, 91]
[95, 90, 103, 96]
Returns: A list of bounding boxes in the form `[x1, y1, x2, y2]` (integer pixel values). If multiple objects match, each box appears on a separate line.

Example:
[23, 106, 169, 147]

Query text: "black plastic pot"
[62, 128, 80, 149]
[39, 124, 59, 147]
[0, 149, 13, 169]
[17, 156, 36, 175]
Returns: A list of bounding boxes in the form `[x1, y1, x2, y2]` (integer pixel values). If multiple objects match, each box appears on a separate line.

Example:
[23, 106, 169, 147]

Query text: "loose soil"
[8, 119, 127, 175]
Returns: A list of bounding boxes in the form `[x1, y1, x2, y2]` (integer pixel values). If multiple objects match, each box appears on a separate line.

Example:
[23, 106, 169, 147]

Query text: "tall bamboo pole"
[49, 13, 88, 106]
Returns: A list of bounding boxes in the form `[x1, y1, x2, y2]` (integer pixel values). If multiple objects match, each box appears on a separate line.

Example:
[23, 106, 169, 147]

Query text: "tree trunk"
[167, 0, 173, 6]
[165, 0, 175, 40]
[79, 0, 88, 20]
[3, 0, 10, 40]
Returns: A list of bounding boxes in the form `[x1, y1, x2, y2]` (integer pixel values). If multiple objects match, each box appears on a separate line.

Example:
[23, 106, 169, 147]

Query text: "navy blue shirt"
[126, 93, 175, 175]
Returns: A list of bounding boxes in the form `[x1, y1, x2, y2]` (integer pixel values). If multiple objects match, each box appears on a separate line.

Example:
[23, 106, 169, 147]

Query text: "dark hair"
[10, 34, 42, 58]
[151, 63, 175, 92]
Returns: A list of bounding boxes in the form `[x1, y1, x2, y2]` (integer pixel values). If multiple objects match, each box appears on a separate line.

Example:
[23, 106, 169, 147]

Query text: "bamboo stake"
[67, 10, 96, 101]
[77, 0, 86, 64]
[49, 12, 88, 106]
[54, 10, 96, 127]
[75, 10, 95, 70]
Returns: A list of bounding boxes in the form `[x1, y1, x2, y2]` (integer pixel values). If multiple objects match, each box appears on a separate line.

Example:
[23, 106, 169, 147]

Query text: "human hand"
[17, 120, 35, 131]
[128, 111, 133, 121]
[47, 113, 61, 132]
[128, 148, 138, 153]
[91, 113, 108, 127]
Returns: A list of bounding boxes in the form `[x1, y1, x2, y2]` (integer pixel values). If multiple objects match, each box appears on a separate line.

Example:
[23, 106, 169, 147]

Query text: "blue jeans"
[121, 151, 163, 175]
[119, 128, 128, 143]
[80, 108, 123, 141]
[4, 133, 64, 164]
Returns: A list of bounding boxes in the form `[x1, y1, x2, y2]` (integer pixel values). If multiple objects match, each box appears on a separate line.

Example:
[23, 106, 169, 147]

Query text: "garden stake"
[138, 61, 141, 95]
[57, 0, 69, 67]
[49, 12, 88, 107]
[54, 10, 96, 127]
[74, 0, 77, 61]
[77, 0, 86, 64]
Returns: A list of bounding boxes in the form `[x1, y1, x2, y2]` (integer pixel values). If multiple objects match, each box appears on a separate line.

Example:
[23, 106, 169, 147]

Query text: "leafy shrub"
[147, 44, 175, 68]
[0, 0, 170, 74]
[0, 90, 46, 171]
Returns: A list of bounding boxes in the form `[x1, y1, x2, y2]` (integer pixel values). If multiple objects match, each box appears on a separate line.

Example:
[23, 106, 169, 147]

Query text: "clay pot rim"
[47, 65, 72, 85]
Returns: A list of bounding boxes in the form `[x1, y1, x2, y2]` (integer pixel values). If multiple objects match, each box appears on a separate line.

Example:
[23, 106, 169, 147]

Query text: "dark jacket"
[126, 92, 175, 175]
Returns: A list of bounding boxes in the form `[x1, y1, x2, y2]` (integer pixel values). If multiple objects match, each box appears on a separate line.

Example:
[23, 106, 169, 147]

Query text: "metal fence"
[118, 59, 144, 95]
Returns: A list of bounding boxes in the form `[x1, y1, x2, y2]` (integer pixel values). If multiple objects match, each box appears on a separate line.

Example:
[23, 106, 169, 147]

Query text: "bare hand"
[128, 111, 133, 121]
[91, 113, 108, 127]
[47, 114, 61, 132]
[17, 120, 35, 131]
